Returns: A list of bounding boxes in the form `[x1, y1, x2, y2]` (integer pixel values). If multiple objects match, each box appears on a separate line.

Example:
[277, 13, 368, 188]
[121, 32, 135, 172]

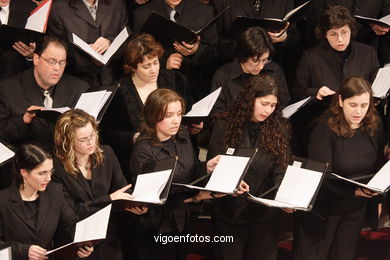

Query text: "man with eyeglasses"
[211, 26, 290, 115]
[0, 36, 90, 150]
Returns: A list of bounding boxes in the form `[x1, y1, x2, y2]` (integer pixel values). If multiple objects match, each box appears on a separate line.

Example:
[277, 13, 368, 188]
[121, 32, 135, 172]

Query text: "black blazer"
[0, 68, 89, 148]
[0, 0, 36, 81]
[211, 59, 290, 113]
[0, 183, 78, 260]
[48, 0, 129, 86]
[129, 128, 206, 234]
[100, 68, 192, 180]
[207, 119, 286, 224]
[53, 145, 128, 219]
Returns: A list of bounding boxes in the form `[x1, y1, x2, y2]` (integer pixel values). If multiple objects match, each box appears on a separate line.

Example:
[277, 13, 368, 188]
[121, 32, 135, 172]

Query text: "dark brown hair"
[123, 33, 164, 74]
[137, 88, 185, 145]
[236, 27, 274, 63]
[218, 75, 291, 168]
[323, 77, 379, 137]
[316, 5, 357, 41]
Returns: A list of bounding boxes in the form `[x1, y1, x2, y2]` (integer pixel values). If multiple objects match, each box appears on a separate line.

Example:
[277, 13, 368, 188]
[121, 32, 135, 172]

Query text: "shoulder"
[311, 120, 335, 139]
[101, 145, 115, 158]
[186, 0, 213, 12]
[58, 74, 90, 92]
[0, 186, 16, 203]
[214, 61, 238, 80]
[351, 41, 376, 52]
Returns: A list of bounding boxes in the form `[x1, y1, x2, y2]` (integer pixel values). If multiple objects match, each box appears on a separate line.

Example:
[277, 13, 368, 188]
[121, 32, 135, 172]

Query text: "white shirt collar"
[82, 0, 98, 9]
[0, 4, 10, 25]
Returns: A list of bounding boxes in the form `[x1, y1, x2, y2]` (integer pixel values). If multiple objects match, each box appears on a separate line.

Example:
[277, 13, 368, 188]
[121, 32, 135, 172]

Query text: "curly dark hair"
[217, 75, 292, 168]
[322, 77, 379, 138]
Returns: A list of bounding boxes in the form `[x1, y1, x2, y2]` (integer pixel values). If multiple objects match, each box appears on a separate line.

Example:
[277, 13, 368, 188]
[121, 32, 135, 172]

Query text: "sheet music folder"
[33, 84, 119, 123]
[141, 6, 230, 45]
[0, 25, 43, 49]
[228, 0, 311, 36]
[109, 157, 178, 210]
[247, 158, 328, 211]
[173, 147, 257, 194]
[355, 15, 390, 28]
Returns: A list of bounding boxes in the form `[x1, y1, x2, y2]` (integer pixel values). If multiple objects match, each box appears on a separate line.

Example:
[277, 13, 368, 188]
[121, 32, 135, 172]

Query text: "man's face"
[165, 0, 182, 9]
[0, 0, 10, 7]
[33, 42, 67, 89]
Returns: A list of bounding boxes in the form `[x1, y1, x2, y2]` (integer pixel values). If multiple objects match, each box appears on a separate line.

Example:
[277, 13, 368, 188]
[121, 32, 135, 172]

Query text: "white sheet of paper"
[75, 90, 111, 119]
[25, 0, 53, 33]
[74, 204, 111, 242]
[0, 142, 14, 164]
[42, 107, 71, 113]
[330, 173, 381, 192]
[72, 27, 129, 65]
[367, 160, 390, 192]
[372, 67, 390, 98]
[184, 87, 222, 117]
[283, 0, 311, 20]
[205, 155, 250, 193]
[247, 194, 306, 210]
[0, 247, 11, 260]
[131, 170, 172, 203]
[282, 96, 311, 118]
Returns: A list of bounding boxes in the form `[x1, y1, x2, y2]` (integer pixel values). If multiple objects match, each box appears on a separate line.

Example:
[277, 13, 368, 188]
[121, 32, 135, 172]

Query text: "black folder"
[46, 239, 102, 259]
[228, 0, 311, 37]
[354, 15, 390, 28]
[141, 6, 230, 46]
[33, 83, 120, 123]
[0, 25, 43, 49]
[111, 157, 178, 210]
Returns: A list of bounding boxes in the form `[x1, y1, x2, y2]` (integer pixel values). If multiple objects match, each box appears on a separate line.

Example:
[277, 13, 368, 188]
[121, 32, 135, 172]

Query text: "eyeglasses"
[76, 132, 97, 145]
[37, 169, 55, 178]
[248, 57, 271, 66]
[327, 30, 350, 39]
[40, 55, 67, 67]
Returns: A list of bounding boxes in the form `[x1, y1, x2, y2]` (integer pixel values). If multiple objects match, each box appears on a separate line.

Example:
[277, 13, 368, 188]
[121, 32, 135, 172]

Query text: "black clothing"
[0, 68, 89, 149]
[100, 68, 192, 181]
[53, 145, 128, 260]
[0, 183, 78, 260]
[208, 119, 287, 260]
[129, 128, 207, 259]
[293, 121, 385, 260]
[132, 0, 219, 101]
[0, 0, 36, 81]
[211, 59, 290, 114]
[48, 0, 128, 86]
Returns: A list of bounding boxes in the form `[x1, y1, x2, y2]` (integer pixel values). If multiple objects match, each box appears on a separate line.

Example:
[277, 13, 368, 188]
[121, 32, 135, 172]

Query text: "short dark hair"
[14, 144, 52, 186]
[316, 5, 357, 41]
[123, 33, 164, 74]
[34, 36, 68, 56]
[236, 27, 274, 62]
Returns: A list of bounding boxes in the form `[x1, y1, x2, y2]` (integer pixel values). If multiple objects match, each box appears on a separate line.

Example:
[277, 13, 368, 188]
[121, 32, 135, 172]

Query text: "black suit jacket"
[0, 0, 36, 81]
[48, 0, 128, 86]
[0, 183, 78, 260]
[53, 145, 127, 219]
[0, 68, 89, 148]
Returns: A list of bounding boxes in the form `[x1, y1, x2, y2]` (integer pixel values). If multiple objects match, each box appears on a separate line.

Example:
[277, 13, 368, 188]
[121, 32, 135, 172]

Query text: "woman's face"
[21, 159, 54, 192]
[73, 122, 97, 158]
[240, 52, 270, 75]
[339, 92, 370, 129]
[251, 95, 278, 122]
[326, 24, 351, 52]
[156, 101, 182, 141]
[133, 55, 160, 84]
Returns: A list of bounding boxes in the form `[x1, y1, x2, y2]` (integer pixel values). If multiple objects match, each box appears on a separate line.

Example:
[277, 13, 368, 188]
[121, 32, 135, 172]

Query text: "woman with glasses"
[208, 75, 292, 260]
[293, 77, 385, 260]
[292, 5, 380, 155]
[0, 143, 93, 260]
[53, 109, 138, 260]
[211, 26, 290, 114]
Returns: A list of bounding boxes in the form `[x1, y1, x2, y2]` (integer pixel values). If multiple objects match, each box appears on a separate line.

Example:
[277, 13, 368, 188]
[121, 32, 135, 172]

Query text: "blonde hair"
[54, 109, 104, 176]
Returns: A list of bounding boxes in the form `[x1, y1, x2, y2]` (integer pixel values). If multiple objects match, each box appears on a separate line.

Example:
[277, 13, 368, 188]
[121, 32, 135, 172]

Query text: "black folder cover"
[141, 6, 230, 46]
[47, 239, 103, 258]
[0, 25, 43, 49]
[228, 0, 311, 36]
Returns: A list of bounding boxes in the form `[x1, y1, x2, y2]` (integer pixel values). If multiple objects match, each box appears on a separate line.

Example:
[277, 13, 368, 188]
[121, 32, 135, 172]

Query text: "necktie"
[88, 3, 97, 20]
[253, 0, 261, 15]
[43, 90, 53, 108]
[170, 9, 176, 22]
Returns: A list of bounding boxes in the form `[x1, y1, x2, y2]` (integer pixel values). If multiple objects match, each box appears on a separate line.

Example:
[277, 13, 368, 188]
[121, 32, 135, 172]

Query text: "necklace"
[77, 162, 90, 171]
